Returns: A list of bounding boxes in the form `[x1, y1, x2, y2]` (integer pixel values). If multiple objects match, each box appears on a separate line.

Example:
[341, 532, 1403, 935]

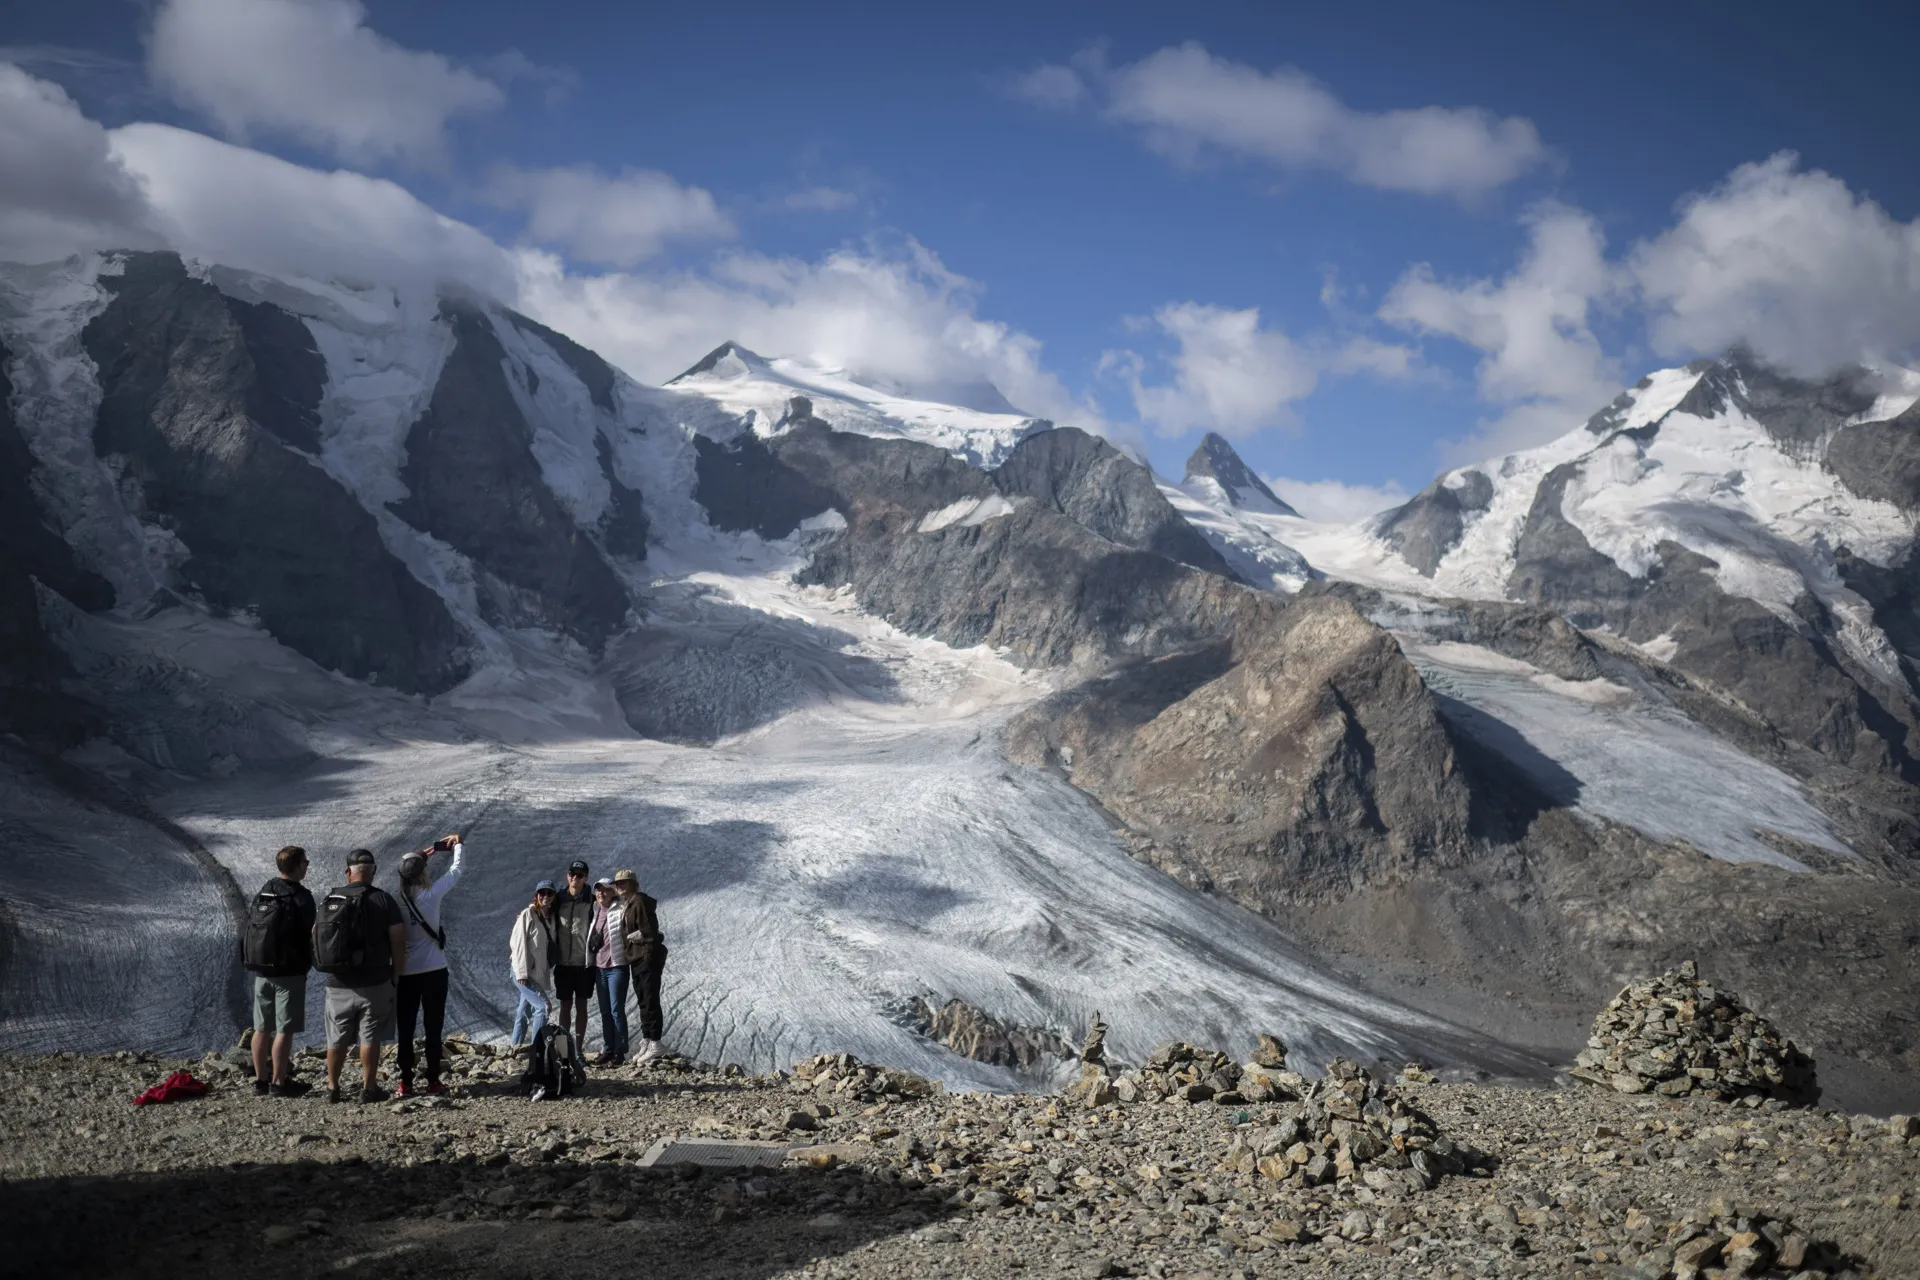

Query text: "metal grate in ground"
[637, 1138, 792, 1169]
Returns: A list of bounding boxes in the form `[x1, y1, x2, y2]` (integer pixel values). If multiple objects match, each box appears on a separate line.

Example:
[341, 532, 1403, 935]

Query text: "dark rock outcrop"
[1507, 463, 1918, 783]
[1007, 593, 1475, 901]
[507, 310, 619, 414]
[394, 303, 629, 652]
[1672, 351, 1878, 459]
[993, 427, 1233, 576]
[0, 338, 114, 741]
[594, 436, 649, 559]
[1827, 397, 1920, 511]
[82, 252, 468, 695]
[1376, 470, 1494, 577]
[905, 997, 1073, 1071]
[1182, 431, 1298, 515]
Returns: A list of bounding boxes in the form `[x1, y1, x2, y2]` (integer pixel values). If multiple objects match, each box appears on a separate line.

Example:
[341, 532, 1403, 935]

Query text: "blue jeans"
[595, 965, 631, 1058]
[510, 979, 548, 1046]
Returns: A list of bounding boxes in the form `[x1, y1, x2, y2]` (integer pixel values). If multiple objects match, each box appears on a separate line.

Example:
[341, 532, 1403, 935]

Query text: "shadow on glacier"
[609, 599, 903, 745]
[1430, 692, 1582, 836]
[0, 1155, 959, 1279]
[807, 855, 976, 926]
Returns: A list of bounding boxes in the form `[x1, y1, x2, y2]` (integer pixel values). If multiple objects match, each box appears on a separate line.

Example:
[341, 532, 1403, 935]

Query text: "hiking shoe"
[632, 1040, 663, 1066]
[421, 1080, 449, 1096]
[270, 1079, 313, 1099]
[253, 1078, 271, 1097]
[360, 1083, 390, 1104]
[327, 1085, 344, 1105]
[393, 1079, 414, 1099]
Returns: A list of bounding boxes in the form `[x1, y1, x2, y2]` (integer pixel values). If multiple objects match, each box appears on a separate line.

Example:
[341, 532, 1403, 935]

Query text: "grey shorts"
[324, 983, 395, 1049]
[253, 974, 307, 1036]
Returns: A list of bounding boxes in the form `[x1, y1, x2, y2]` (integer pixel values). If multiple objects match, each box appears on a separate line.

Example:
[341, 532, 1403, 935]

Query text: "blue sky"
[6, 0, 1919, 515]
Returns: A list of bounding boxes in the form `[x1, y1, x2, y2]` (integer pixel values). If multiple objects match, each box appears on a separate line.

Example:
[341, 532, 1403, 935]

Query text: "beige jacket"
[509, 906, 556, 994]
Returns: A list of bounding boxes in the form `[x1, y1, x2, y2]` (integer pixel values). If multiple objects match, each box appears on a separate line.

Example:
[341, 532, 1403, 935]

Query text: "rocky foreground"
[1, 1040, 1915, 1280]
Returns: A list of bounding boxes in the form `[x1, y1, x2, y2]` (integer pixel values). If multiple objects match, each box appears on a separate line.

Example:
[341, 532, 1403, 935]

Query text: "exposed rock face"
[1507, 464, 1918, 783]
[1827, 397, 1920, 511]
[507, 310, 619, 414]
[1183, 431, 1297, 515]
[1375, 470, 1494, 577]
[82, 252, 468, 694]
[1570, 960, 1820, 1107]
[1674, 351, 1877, 458]
[0, 337, 113, 741]
[594, 435, 649, 559]
[905, 997, 1074, 1071]
[1008, 593, 1474, 900]
[994, 427, 1233, 576]
[394, 303, 629, 652]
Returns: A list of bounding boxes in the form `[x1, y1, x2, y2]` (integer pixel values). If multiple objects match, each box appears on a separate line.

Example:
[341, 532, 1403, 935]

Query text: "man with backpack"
[394, 834, 463, 1098]
[550, 860, 596, 1077]
[314, 848, 407, 1104]
[612, 868, 668, 1067]
[243, 845, 316, 1098]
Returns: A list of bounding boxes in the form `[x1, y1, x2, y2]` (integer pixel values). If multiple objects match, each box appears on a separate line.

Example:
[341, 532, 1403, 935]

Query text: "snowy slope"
[1158, 480, 1315, 592]
[666, 341, 1051, 468]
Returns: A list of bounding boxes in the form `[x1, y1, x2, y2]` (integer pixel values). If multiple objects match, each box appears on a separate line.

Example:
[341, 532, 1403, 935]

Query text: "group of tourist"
[239, 838, 668, 1103]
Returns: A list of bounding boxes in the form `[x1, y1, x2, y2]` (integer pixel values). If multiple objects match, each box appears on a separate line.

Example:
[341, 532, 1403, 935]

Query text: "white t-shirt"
[399, 842, 464, 975]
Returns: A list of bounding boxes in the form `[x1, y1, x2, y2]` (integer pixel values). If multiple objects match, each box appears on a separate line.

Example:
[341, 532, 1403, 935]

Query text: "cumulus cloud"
[515, 238, 1100, 428]
[484, 164, 734, 268]
[110, 122, 516, 298]
[0, 63, 157, 261]
[1110, 302, 1320, 437]
[1016, 43, 1550, 200]
[147, 0, 504, 167]
[1382, 202, 1623, 457]
[1268, 476, 1409, 523]
[1632, 152, 1920, 375]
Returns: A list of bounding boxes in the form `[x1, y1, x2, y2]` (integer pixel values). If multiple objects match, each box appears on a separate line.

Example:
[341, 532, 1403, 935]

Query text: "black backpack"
[523, 1024, 576, 1101]
[313, 885, 376, 976]
[241, 881, 309, 974]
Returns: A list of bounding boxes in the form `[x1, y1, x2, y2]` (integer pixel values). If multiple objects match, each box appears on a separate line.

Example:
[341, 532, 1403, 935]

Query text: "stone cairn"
[1217, 1058, 1488, 1194]
[1075, 1028, 1483, 1194]
[1569, 960, 1819, 1107]
[787, 1052, 941, 1105]
[1645, 1196, 1851, 1279]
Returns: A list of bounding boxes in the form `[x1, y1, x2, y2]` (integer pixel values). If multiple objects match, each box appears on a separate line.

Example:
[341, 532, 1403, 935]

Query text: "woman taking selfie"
[395, 833, 464, 1096]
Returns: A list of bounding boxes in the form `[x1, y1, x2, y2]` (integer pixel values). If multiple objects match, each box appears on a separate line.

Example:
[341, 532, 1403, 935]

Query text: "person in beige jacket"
[508, 880, 558, 1048]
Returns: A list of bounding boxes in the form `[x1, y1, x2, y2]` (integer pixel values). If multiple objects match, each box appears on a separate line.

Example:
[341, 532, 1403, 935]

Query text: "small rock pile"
[788, 1052, 941, 1104]
[1570, 961, 1820, 1106]
[1107, 1034, 1306, 1106]
[1634, 1197, 1850, 1279]
[1218, 1058, 1486, 1194]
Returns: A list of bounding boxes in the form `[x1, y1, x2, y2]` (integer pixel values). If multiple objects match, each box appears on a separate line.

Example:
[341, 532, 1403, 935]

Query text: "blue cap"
[534, 879, 557, 893]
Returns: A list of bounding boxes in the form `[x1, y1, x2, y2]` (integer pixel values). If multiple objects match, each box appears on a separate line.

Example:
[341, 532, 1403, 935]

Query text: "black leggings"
[632, 948, 667, 1042]
[395, 968, 449, 1082]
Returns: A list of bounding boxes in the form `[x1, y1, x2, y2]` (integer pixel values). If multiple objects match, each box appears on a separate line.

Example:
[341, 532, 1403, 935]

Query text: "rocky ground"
[2, 1039, 1915, 1280]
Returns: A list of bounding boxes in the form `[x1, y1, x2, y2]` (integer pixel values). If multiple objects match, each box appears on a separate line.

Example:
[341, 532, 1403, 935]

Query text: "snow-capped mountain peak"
[1182, 431, 1297, 516]
[665, 337, 1051, 469]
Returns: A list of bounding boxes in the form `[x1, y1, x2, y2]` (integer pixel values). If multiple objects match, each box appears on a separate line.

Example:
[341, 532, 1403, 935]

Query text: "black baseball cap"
[567, 860, 589, 876]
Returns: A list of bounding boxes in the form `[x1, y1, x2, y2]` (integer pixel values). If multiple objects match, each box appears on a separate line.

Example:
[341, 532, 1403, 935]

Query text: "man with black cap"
[314, 849, 407, 1104]
[550, 859, 596, 1076]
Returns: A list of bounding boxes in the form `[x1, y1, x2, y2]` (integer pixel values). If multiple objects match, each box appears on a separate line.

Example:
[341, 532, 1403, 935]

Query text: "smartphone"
[433, 834, 460, 852]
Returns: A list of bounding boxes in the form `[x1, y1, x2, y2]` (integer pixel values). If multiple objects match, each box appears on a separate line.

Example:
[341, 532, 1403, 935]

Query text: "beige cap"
[612, 868, 638, 885]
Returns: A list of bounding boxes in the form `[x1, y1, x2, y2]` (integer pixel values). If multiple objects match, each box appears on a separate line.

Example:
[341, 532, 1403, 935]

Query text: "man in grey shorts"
[242, 845, 316, 1098]
[314, 848, 407, 1105]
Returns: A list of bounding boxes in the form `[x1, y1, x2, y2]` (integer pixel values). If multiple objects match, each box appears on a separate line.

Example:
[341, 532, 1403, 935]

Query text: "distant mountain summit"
[1182, 431, 1298, 515]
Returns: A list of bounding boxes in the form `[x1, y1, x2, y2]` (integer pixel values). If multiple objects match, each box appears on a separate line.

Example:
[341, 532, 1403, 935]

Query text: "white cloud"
[147, 0, 504, 167]
[0, 63, 157, 261]
[1381, 202, 1623, 457]
[1632, 152, 1920, 375]
[515, 238, 1101, 428]
[1112, 302, 1319, 437]
[110, 122, 516, 298]
[1018, 43, 1550, 200]
[1268, 476, 1409, 523]
[484, 164, 734, 268]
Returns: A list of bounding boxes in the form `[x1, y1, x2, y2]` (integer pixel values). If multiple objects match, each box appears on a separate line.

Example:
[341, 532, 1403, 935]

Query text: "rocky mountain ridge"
[2, 247, 1918, 1111]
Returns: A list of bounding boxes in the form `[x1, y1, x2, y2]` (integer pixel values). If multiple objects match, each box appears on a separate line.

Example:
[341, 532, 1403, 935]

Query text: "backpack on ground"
[524, 1024, 575, 1101]
[241, 882, 309, 974]
[313, 885, 374, 976]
